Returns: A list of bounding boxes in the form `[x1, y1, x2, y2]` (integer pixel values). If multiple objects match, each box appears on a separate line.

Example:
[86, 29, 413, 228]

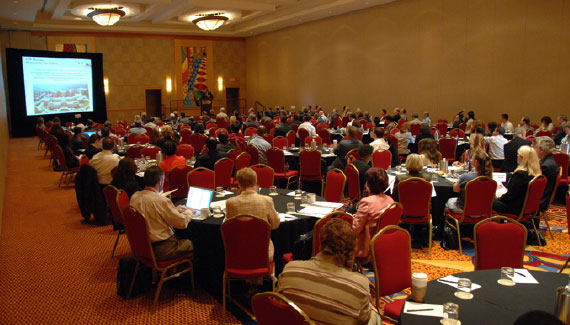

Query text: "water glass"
[454, 278, 473, 300]
[300, 194, 309, 207]
[269, 185, 278, 196]
[215, 186, 224, 197]
[431, 173, 438, 182]
[294, 189, 302, 200]
[287, 202, 296, 214]
[498, 267, 515, 286]
[442, 302, 459, 325]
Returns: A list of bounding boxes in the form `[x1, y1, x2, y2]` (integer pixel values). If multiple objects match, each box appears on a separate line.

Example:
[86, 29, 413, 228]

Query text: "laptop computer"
[185, 186, 214, 215]
[83, 131, 97, 138]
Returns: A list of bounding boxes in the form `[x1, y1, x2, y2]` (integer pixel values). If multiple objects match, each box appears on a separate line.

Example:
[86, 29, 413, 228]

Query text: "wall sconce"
[166, 77, 172, 93]
[217, 76, 223, 92]
[104, 78, 109, 95]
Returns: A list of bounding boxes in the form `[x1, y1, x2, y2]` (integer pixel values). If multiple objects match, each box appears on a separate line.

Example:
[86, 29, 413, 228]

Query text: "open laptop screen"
[185, 186, 213, 210]
[83, 131, 96, 138]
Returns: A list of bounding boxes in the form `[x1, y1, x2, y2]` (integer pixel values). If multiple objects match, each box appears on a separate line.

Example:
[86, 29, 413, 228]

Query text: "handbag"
[440, 225, 459, 250]
[117, 256, 152, 299]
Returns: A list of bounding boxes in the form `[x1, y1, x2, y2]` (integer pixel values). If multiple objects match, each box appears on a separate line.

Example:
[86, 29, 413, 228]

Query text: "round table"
[400, 269, 567, 325]
[175, 188, 325, 295]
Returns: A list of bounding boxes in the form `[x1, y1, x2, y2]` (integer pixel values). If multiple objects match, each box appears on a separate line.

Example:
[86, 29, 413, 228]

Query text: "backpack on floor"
[117, 256, 152, 299]
[440, 225, 459, 250]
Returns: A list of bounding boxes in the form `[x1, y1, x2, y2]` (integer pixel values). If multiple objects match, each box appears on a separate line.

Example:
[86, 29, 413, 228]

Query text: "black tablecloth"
[175, 188, 322, 295]
[400, 270, 567, 325]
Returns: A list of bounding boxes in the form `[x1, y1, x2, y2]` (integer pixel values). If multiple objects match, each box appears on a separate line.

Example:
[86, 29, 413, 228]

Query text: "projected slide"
[22, 56, 94, 116]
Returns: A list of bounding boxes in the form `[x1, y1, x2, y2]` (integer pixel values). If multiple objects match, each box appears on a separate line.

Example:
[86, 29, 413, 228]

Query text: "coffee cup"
[200, 208, 211, 218]
[411, 272, 428, 302]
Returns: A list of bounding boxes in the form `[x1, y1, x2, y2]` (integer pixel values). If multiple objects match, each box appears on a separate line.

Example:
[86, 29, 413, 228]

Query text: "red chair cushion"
[445, 209, 486, 224]
[282, 253, 293, 263]
[226, 262, 273, 279]
[275, 170, 298, 178]
[384, 298, 406, 320]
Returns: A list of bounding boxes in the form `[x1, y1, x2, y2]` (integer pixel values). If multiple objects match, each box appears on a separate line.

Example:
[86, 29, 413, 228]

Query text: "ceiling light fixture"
[192, 13, 228, 31]
[87, 7, 125, 26]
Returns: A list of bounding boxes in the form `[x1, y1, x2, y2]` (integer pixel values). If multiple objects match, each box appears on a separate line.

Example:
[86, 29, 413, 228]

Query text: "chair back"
[342, 116, 349, 127]
[410, 123, 421, 136]
[251, 164, 275, 188]
[536, 130, 552, 137]
[186, 167, 215, 190]
[227, 149, 240, 162]
[179, 129, 192, 144]
[189, 134, 207, 154]
[298, 128, 310, 147]
[316, 129, 332, 145]
[435, 123, 448, 136]
[267, 148, 286, 174]
[286, 130, 296, 148]
[520, 175, 547, 218]
[398, 177, 432, 218]
[221, 216, 271, 272]
[103, 185, 124, 226]
[463, 176, 497, 217]
[304, 135, 322, 147]
[333, 116, 342, 129]
[312, 211, 353, 256]
[459, 123, 467, 131]
[246, 144, 260, 165]
[245, 127, 258, 137]
[263, 134, 274, 146]
[176, 144, 195, 159]
[53, 145, 69, 171]
[273, 136, 289, 148]
[123, 207, 156, 265]
[143, 127, 155, 143]
[215, 128, 228, 137]
[346, 149, 359, 165]
[372, 150, 391, 169]
[168, 165, 191, 199]
[375, 202, 404, 233]
[438, 138, 457, 161]
[474, 216, 527, 270]
[216, 117, 229, 129]
[214, 158, 235, 188]
[206, 122, 217, 130]
[126, 145, 143, 159]
[127, 133, 138, 144]
[316, 123, 328, 131]
[324, 168, 346, 202]
[235, 152, 251, 172]
[449, 129, 465, 138]
[370, 225, 412, 296]
[141, 146, 161, 159]
[136, 134, 150, 145]
[553, 152, 569, 180]
[115, 128, 126, 137]
[299, 149, 322, 177]
[344, 164, 360, 201]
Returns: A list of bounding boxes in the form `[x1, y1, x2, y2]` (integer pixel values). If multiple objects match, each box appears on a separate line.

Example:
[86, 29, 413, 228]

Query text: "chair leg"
[542, 212, 555, 240]
[446, 215, 462, 255]
[58, 172, 64, 187]
[428, 217, 433, 256]
[127, 260, 140, 299]
[560, 256, 570, 273]
[111, 231, 122, 258]
[151, 269, 168, 314]
[531, 218, 543, 247]
[222, 273, 227, 325]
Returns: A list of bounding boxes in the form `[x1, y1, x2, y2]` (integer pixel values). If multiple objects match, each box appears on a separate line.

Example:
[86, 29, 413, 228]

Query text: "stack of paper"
[279, 213, 297, 222]
[511, 268, 539, 284]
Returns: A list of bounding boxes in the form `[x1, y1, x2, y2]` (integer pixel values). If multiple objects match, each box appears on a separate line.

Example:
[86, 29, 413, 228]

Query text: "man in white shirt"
[370, 127, 390, 151]
[409, 113, 422, 124]
[484, 126, 509, 169]
[500, 113, 514, 133]
[130, 166, 193, 260]
[422, 112, 431, 126]
[89, 137, 120, 185]
[297, 116, 316, 137]
[514, 116, 533, 134]
[216, 107, 228, 119]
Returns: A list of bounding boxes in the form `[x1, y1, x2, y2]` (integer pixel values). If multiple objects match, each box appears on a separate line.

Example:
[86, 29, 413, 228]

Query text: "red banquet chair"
[122, 207, 194, 314]
[445, 176, 497, 254]
[176, 144, 195, 160]
[235, 152, 251, 173]
[103, 185, 129, 258]
[272, 136, 289, 148]
[143, 127, 155, 143]
[135, 134, 150, 145]
[251, 164, 275, 188]
[221, 216, 276, 324]
[298, 128, 310, 147]
[179, 128, 192, 145]
[553, 152, 569, 187]
[375, 202, 404, 233]
[410, 123, 421, 136]
[370, 225, 411, 322]
[316, 128, 332, 145]
[168, 165, 192, 200]
[286, 130, 296, 148]
[493, 175, 547, 245]
[126, 145, 143, 159]
[538, 169, 561, 240]
[215, 158, 235, 189]
[346, 148, 359, 165]
[186, 167, 215, 190]
[252, 292, 313, 325]
[267, 148, 298, 189]
[189, 133, 207, 154]
[449, 129, 465, 138]
[53, 145, 79, 187]
[141, 146, 161, 160]
[344, 164, 360, 202]
[536, 130, 553, 137]
[398, 177, 433, 255]
[215, 128, 229, 137]
[263, 134, 274, 146]
[299, 149, 323, 195]
[372, 150, 391, 169]
[304, 135, 323, 147]
[324, 168, 346, 203]
[473, 216, 527, 270]
[115, 128, 126, 137]
[227, 149, 240, 162]
[312, 211, 353, 256]
[245, 127, 258, 137]
[127, 133, 138, 145]
[439, 138, 457, 162]
[246, 144, 260, 166]
[435, 123, 448, 137]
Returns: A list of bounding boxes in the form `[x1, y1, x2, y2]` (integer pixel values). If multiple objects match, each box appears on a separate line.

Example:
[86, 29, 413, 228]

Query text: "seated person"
[273, 116, 293, 138]
[225, 167, 280, 260]
[418, 138, 442, 167]
[216, 132, 235, 153]
[352, 168, 394, 258]
[501, 129, 531, 173]
[110, 157, 141, 198]
[195, 137, 229, 170]
[70, 126, 86, 155]
[156, 125, 179, 152]
[90, 137, 119, 185]
[392, 153, 431, 201]
[351, 144, 373, 193]
[158, 140, 186, 191]
[369, 127, 390, 152]
[278, 219, 381, 325]
[492, 146, 542, 215]
[330, 125, 363, 171]
[413, 124, 435, 153]
[84, 134, 102, 160]
[459, 133, 485, 167]
[249, 126, 271, 164]
[130, 166, 193, 260]
[445, 150, 493, 214]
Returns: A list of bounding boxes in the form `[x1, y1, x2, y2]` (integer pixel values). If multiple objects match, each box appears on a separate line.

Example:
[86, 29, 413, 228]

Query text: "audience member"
[297, 115, 316, 137]
[195, 137, 229, 170]
[460, 133, 485, 167]
[225, 168, 280, 260]
[515, 116, 533, 134]
[500, 113, 514, 133]
[484, 126, 508, 169]
[351, 144, 373, 193]
[414, 124, 434, 153]
[501, 129, 531, 172]
[278, 219, 380, 325]
[216, 107, 228, 119]
[446, 150, 493, 213]
[536, 116, 554, 133]
[216, 132, 235, 153]
[370, 127, 390, 151]
[409, 113, 422, 124]
[392, 154, 430, 201]
[158, 140, 186, 190]
[394, 123, 412, 155]
[273, 116, 292, 138]
[330, 126, 363, 171]
[90, 137, 120, 185]
[534, 137, 560, 212]
[70, 126, 86, 155]
[130, 166, 193, 260]
[249, 126, 272, 164]
[229, 115, 242, 134]
[419, 138, 441, 167]
[110, 157, 141, 198]
[553, 115, 568, 144]
[84, 134, 102, 159]
[422, 111, 431, 126]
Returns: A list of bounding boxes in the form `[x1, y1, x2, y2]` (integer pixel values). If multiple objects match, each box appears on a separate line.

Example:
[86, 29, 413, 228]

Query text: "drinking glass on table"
[300, 194, 309, 207]
[294, 189, 302, 200]
[454, 278, 473, 300]
[215, 186, 224, 197]
[442, 302, 459, 325]
[498, 267, 515, 286]
[269, 185, 278, 196]
[287, 202, 296, 214]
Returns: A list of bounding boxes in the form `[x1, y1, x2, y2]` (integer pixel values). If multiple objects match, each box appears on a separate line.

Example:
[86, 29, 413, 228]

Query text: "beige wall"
[246, 0, 570, 124]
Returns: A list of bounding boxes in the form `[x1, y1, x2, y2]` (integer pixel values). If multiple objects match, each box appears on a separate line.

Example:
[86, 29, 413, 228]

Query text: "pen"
[438, 279, 457, 284]
[515, 271, 526, 277]
[408, 308, 434, 312]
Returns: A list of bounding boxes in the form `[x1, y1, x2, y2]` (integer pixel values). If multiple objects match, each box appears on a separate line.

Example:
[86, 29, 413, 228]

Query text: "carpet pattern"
[0, 138, 241, 324]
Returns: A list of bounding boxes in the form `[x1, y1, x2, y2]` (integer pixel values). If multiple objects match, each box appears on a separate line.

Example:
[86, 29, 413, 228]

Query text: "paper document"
[496, 183, 508, 196]
[287, 191, 305, 197]
[159, 189, 177, 197]
[322, 153, 336, 158]
[210, 200, 226, 210]
[493, 172, 507, 183]
[283, 151, 294, 156]
[311, 201, 344, 209]
[512, 268, 539, 284]
[432, 184, 437, 197]
[279, 213, 297, 222]
[436, 275, 481, 291]
[296, 205, 335, 218]
[403, 301, 443, 317]
[386, 175, 396, 193]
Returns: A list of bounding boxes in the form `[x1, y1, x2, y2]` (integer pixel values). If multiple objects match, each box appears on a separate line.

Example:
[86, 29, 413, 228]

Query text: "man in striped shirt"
[277, 219, 381, 324]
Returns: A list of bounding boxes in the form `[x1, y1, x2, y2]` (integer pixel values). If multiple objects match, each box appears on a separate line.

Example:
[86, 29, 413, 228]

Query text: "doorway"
[145, 89, 162, 118]
[225, 88, 240, 114]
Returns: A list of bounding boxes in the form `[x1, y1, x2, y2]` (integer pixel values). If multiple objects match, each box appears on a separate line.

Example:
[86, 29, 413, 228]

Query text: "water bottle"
[311, 139, 317, 150]
[561, 136, 570, 155]
[555, 273, 570, 324]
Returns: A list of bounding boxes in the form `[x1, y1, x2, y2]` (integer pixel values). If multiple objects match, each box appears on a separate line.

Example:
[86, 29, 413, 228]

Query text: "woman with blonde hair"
[459, 133, 485, 167]
[493, 145, 542, 215]
[446, 150, 493, 213]
[419, 138, 442, 167]
[156, 125, 179, 152]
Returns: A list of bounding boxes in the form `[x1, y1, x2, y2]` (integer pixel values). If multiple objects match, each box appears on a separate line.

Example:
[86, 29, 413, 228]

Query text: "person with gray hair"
[553, 115, 568, 145]
[534, 136, 560, 212]
[501, 128, 532, 172]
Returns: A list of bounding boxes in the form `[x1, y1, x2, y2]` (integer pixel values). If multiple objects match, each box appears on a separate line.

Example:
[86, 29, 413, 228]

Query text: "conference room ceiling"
[0, 0, 397, 37]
